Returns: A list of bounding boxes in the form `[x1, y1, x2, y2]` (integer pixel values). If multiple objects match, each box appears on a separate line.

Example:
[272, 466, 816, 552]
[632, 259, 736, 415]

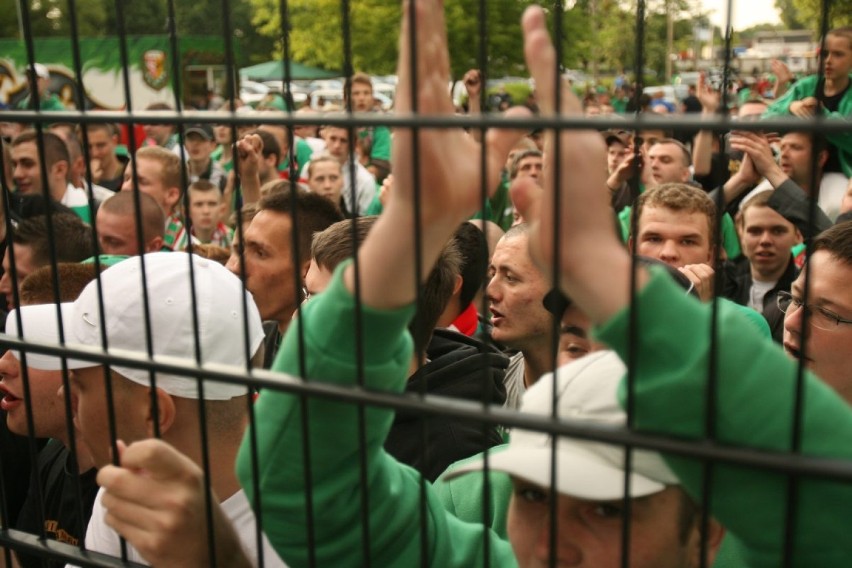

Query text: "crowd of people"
[0, 2, 851, 567]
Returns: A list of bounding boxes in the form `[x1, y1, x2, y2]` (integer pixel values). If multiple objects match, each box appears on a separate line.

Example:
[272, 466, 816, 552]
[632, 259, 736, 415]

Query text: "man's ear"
[627, 235, 634, 253]
[165, 186, 181, 213]
[147, 387, 176, 437]
[818, 148, 829, 169]
[146, 236, 165, 253]
[52, 160, 69, 182]
[452, 274, 463, 297]
[687, 516, 725, 568]
[299, 258, 311, 280]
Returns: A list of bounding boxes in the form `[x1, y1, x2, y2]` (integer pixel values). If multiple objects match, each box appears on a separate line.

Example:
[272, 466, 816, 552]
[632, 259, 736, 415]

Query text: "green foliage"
[2, 0, 722, 86]
[1, 0, 107, 38]
[774, 0, 807, 29]
[249, 0, 400, 75]
[791, 0, 851, 29]
[494, 82, 533, 105]
[249, 0, 535, 78]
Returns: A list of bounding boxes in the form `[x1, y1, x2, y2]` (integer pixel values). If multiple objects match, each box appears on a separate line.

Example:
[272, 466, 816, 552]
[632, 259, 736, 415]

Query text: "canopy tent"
[239, 60, 340, 81]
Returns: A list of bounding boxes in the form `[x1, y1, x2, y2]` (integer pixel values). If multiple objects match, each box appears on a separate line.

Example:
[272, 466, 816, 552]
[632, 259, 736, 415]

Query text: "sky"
[701, 0, 782, 30]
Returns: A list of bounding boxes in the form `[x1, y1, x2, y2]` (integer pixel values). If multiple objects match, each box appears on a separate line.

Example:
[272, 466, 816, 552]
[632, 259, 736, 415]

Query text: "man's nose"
[659, 240, 679, 263]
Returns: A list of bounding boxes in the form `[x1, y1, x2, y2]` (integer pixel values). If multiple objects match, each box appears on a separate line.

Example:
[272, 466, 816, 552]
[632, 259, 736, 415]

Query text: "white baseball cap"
[32, 63, 50, 80]
[446, 351, 679, 500]
[5, 252, 264, 400]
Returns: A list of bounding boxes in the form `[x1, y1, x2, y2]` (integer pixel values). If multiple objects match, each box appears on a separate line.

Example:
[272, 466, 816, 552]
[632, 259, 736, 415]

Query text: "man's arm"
[692, 73, 721, 178]
[768, 179, 833, 240]
[237, 1, 526, 566]
[234, 134, 263, 207]
[512, 7, 644, 323]
[771, 59, 793, 100]
[729, 131, 833, 238]
[515, 11, 852, 565]
[95, 440, 253, 568]
[596, 271, 852, 566]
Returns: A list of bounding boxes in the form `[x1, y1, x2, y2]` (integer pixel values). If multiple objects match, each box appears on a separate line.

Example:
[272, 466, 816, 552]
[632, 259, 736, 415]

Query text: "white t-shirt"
[503, 352, 526, 411]
[748, 279, 777, 313]
[78, 487, 288, 567]
[300, 158, 377, 215]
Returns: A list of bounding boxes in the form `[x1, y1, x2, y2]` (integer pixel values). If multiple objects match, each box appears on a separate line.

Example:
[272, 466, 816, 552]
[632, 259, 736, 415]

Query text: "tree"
[1, 0, 107, 38]
[791, 0, 852, 29]
[247, 0, 535, 78]
[774, 0, 806, 30]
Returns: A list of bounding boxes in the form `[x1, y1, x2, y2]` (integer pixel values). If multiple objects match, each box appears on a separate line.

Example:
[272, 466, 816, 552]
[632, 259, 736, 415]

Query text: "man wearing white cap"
[16, 252, 285, 567]
[15, 64, 65, 111]
[444, 351, 724, 567]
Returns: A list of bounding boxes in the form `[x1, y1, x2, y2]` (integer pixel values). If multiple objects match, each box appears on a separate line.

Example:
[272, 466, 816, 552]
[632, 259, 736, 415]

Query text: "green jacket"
[237, 260, 852, 566]
[598, 268, 852, 567]
[763, 74, 852, 177]
[236, 261, 517, 567]
[15, 93, 65, 111]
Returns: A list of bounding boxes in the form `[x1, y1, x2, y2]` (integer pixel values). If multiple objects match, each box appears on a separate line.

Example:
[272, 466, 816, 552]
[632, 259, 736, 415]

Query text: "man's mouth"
[490, 307, 504, 325]
[0, 384, 22, 412]
[784, 342, 813, 363]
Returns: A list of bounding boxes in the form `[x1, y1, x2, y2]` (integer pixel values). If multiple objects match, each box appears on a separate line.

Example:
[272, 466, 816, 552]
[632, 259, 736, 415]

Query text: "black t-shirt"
[14, 440, 99, 568]
[0, 418, 44, 527]
[820, 81, 850, 174]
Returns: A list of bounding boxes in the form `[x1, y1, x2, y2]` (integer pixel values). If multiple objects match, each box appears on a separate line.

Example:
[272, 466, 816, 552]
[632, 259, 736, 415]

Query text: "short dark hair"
[100, 190, 165, 243]
[188, 179, 221, 196]
[649, 138, 692, 167]
[145, 102, 174, 111]
[827, 26, 852, 48]
[305, 154, 342, 180]
[20, 262, 101, 305]
[311, 216, 378, 271]
[11, 213, 94, 268]
[812, 220, 852, 266]
[454, 222, 489, 307]
[81, 122, 116, 138]
[247, 129, 281, 166]
[410, 239, 462, 355]
[12, 130, 70, 170]
[509, 149, 543, 180]
[258, 185, 344, 268]
[738, 191, 773, 228]
[346, 72, 373, 94]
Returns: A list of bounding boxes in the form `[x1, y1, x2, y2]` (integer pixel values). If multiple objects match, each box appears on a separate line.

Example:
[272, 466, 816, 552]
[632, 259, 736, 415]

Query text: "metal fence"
[0, 0, 850, 566]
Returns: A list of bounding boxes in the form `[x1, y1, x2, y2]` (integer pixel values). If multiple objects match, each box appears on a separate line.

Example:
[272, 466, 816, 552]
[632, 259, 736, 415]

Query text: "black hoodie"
[385, 328, 508, 481]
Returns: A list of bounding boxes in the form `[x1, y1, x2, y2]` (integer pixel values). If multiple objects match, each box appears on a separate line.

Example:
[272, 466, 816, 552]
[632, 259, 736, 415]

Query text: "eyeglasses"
[776, 291, 852, 331]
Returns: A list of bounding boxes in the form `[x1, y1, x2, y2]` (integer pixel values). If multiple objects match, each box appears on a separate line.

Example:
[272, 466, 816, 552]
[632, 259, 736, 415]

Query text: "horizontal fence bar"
[4, 336, 852, 483]
[0, 529, 147, 568]
[3, 110, 850, 135]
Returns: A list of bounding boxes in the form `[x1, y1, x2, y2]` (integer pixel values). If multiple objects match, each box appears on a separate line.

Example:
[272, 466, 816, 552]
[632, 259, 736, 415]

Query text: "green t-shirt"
[15, 93, 66, 111]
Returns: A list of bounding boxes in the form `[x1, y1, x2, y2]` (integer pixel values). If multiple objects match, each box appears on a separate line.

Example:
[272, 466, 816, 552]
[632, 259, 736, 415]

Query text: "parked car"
[643, 85, 689, 109]
[239, 80, 270, 106]
[309, 79, 344, 92]
[310, 88, 345, 110]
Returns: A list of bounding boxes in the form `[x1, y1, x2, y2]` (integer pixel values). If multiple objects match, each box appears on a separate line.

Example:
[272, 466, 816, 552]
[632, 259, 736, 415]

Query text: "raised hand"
[729, 131, 785, 187]
[235, 133, 264, 204]
[790, 97, 818, 118]
[697, 73, 720, 114]
[463, 69, 483, 99]
[391, 1, 528, 228]
[97, 439, 252, 568]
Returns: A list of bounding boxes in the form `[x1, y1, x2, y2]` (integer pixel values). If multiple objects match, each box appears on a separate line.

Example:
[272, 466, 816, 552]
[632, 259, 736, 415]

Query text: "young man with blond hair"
[121, 145, 191, 250]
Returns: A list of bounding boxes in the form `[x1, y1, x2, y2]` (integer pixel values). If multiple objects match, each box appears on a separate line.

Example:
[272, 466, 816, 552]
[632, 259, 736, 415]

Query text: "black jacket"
[385, 328, 508, 482]
[724, 256, 798, 343]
